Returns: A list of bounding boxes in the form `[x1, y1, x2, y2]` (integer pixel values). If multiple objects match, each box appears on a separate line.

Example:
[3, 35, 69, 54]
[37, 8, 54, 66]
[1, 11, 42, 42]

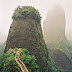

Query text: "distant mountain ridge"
[66, 33, 72, 41]
[43, 4, 72, 71]
[0, 32, 7, 43]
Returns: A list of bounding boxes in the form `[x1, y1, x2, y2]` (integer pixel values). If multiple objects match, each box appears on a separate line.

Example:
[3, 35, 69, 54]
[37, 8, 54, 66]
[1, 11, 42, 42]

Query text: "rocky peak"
[4, 6, 48, 72]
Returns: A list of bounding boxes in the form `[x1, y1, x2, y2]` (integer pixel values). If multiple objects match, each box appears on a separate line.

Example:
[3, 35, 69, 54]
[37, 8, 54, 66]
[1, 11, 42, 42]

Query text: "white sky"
[0, 0, 72, 36]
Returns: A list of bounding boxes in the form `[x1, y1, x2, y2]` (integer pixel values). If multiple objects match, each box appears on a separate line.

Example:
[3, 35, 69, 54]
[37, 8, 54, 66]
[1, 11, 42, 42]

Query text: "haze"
[0, 0, 72, 37]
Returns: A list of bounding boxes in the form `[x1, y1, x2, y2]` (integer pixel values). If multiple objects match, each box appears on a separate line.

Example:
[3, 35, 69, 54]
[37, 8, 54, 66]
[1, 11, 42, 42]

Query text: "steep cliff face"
[43, 4, 65, 48]
[4, 6, 48, 72]
[50, 49, 72, 71]
[43, 4, 72, 71]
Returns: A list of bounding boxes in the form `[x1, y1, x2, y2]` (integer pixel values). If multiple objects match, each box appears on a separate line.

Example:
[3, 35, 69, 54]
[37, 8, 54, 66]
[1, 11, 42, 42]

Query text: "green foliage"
[32, 32, 38, 38]
[0, 50, 16, 72]
[59, 38, 72, 62]
[60, 38, 72, 53]
[20, 48, 39, 72]
[66, 70, 72, 72]
[48, 57, 62, 72]
[0, 48, 40, 72]
[12, 6, 41, 22]
[15, 48, 18, 51]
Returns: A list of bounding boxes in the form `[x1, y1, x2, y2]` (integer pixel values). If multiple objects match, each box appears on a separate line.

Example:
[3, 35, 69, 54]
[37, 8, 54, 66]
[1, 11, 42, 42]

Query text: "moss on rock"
[5, 6, 48, 72]
[12, 6, 41, 22]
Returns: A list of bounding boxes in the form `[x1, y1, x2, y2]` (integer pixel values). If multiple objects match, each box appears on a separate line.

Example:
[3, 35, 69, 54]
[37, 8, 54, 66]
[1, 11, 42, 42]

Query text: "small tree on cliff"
[12, 6, 41, 22]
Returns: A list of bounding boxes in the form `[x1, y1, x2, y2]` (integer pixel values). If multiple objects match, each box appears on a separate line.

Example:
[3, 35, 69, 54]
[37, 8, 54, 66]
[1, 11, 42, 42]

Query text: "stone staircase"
[15, 49, 29, 72]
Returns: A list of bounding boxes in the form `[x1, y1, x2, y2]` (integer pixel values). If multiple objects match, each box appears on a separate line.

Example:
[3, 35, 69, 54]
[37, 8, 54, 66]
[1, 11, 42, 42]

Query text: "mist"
[0, 0, 72, 39]
[0, 1, 72, 72]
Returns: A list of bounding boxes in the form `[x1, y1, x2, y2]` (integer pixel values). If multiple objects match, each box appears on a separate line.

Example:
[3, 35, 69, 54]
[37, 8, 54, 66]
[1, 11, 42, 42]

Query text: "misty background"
[0, 0, 72, 41]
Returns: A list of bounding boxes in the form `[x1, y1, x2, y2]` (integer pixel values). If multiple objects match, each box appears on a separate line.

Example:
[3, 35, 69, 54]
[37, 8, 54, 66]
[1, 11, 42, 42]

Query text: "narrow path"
[15, 49, 29, 72]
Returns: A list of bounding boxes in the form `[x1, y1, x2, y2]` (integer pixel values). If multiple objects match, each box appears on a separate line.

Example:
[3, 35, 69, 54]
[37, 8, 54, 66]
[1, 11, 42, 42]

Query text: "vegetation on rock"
[5, 6, 48, 72]
[60, 38, 72, 57]
[0, 48, 40, 72]
[12, 6, 41, 22]
[48, 57, 62, 72]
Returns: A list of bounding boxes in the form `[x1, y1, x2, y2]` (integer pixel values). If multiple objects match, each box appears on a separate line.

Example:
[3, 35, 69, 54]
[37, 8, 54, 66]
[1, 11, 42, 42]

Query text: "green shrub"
[48, 57, 62, 72]
[0, 48, 40, 72]
[12, 6, 41, 22]
[15, 48, 18, 51]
